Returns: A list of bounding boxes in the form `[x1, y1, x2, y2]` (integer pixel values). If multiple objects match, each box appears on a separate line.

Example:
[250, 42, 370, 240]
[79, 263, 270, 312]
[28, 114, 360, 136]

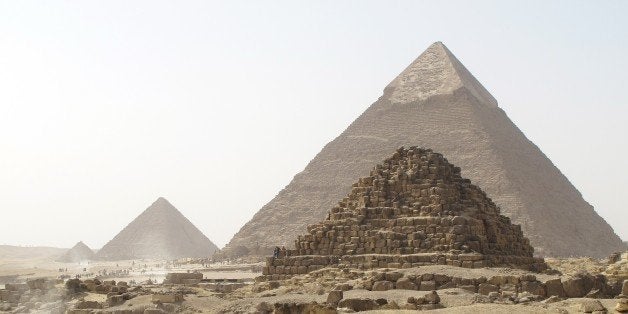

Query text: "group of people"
[272, 246, 288, 258]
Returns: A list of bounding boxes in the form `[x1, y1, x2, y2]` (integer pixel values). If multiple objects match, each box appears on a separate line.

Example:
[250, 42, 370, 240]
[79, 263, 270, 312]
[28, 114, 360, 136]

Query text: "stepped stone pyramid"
[56, 241, 95, 262]
[225, 41, 624, 258]
[95, 197, 218, 260]
[263, 147, 547, 278]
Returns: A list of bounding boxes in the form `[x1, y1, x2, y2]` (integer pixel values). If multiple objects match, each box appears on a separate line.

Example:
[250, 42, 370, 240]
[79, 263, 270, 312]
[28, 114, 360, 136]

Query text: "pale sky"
[1, 1, 626, 249]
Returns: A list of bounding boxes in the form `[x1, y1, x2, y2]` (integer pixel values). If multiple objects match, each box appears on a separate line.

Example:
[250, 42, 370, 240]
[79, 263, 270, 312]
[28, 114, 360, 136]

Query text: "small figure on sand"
[273, 246, 280, 258]
[280, 246, 287, 258]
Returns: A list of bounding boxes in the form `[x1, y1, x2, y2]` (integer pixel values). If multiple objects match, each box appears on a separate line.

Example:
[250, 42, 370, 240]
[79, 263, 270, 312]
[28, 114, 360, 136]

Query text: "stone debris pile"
[605, 251, 628, 281]
[0, 278, 66, 313]
[263, 147, 546, 279]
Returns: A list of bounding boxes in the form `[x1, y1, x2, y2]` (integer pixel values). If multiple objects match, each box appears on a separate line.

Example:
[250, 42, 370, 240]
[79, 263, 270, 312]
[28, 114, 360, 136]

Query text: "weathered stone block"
[521, 281, 545, 297]
[424, 290, 440, 304]
[326, 290, 343, 306]
[74, 300, 102, 309]
[372, 281, 394, 291]
[420, 280, 436, 291]
[385, 272, 403, 282]
[544, 278, 564, 297]
[478, 283, 499, 295]
[151, 293, 183, 303]
[395, 278, 417, 290]
[338, 298, 378, 311]
[563, 276, 592, 298]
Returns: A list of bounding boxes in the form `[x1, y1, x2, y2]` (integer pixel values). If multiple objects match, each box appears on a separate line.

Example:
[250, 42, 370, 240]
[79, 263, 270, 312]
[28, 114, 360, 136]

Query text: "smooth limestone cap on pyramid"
[262, 147, 547, 278]
[224, 41, 624, 258]
[56, 241, 95, 263]
[95, 197, 219, 261]
[385, 41, 497, 108]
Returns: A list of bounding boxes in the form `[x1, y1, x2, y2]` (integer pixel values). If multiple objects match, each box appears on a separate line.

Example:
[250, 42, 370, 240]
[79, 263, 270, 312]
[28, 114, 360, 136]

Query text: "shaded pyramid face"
[263, 147, 546, 276]
[95, 198, 218, 260]
[225, 42, 624, 258]
[56, 241, 95, 263]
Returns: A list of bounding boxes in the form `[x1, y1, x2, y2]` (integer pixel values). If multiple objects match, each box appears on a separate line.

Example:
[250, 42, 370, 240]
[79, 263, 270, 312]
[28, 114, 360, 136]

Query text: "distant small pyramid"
[56, 241, 95, 262]
[95, 198, 218, 260]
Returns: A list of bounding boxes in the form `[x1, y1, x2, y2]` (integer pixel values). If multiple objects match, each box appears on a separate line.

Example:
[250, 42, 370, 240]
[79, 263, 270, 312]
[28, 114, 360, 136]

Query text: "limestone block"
[74, 300, 102, 309]
[616, 298, 628, 313]
[578, 299, 605, 313]
[519, 274, 536, 282]
[521, 281, 546, 297]
[372, 281, 394, 291]
[563, 277, 592, 298]
[478, 283, 499, 295]
[420, 281, 436, 291]
[164, 272, 203, 285]
[500, 283, 518, 293]
[544, 278, 565, 297]
[385, 272, 403, 282]
[424, 290, 440, 304]
[458, 285, 477, 293]
[488, 275, 507, 286]
[151, 293, 183, 303]
[395, 278, 417, 290]
[337, 298, 378, 312]
[326, 290, 343, 306]
[107, 294, 125, 306]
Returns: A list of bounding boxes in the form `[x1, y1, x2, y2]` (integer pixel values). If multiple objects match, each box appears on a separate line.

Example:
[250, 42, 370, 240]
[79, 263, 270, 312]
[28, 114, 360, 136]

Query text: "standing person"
[273, 246, 280, 258]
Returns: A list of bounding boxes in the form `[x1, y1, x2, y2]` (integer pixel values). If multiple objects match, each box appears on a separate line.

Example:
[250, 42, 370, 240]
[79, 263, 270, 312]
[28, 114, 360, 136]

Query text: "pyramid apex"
[94, 197, 219, 260]
[384, 42, 498, 108]
[152, 197, 173, 206]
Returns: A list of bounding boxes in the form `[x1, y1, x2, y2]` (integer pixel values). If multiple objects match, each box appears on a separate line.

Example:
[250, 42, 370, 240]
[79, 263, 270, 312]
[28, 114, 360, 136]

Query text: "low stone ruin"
[199, 279, 248, 293]
[263, 147, 546, 279]
[162, 272, 203, 285]
[0, 278, 66, 313]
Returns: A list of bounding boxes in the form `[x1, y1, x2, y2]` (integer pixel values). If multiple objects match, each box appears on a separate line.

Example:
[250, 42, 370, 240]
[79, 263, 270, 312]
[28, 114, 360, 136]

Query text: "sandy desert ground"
[1, 247, 627, 313]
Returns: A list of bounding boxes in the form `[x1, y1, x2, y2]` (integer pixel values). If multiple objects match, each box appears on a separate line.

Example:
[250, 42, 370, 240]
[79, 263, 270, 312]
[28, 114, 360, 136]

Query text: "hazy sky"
[1, 1, 626, 249]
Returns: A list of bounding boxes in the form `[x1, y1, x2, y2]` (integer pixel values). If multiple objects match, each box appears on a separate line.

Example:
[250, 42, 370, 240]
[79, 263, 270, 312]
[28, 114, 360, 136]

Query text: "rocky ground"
[0, 252, 626, 313]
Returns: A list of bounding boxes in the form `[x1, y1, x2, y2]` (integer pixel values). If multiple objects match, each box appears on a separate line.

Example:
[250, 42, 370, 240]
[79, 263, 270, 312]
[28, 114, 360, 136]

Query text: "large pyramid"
[224, 42, 624, 258]
[263, 147, 547, 278]
[56, 241, 95, 263]
[95, 197, 218, 260]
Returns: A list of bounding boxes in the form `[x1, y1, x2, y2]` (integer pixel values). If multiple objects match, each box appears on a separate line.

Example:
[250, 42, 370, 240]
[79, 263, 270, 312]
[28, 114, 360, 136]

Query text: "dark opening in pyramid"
[263, 147, 547, 277]
[95, 197, 219, 261]
[226, 41, 624, 258]
[56, 241, 95, 263]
